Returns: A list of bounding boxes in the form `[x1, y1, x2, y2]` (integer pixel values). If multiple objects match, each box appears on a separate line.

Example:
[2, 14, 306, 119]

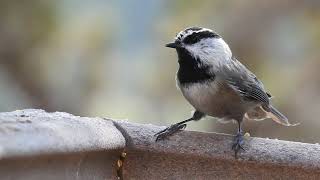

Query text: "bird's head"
[166, 27, 232, 65]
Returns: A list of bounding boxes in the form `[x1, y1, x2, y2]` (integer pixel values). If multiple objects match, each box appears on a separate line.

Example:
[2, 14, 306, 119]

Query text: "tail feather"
[266, 105, 300, 126]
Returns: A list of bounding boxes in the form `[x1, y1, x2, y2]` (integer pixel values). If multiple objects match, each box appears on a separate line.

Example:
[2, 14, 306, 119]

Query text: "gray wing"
[220, 57, 270, 105]
[219, 58, 297, 126]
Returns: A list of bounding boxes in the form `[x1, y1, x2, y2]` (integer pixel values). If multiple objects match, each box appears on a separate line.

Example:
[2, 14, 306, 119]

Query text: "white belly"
[179, 80, 220, 114]
[178, 78, 247, 120]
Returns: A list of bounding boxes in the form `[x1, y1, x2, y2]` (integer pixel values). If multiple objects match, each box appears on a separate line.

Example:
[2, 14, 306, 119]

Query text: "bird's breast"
[179, 80, 220, 113]
[178, 79, 245, 119]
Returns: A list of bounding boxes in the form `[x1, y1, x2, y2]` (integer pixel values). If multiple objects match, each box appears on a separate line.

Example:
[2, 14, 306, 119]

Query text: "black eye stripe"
[182, 31, 220, 44]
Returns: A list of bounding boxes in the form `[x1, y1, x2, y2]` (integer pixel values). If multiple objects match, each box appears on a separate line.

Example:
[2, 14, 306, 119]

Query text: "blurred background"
[0, 0, 319, 143]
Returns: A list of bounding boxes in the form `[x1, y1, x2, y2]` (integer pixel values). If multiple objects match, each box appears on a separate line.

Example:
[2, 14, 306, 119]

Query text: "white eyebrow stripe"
[175, 27, 213, 41]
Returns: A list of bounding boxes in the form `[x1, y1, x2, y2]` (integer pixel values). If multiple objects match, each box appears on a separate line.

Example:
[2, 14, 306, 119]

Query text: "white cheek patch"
[185, 38, 233, 71]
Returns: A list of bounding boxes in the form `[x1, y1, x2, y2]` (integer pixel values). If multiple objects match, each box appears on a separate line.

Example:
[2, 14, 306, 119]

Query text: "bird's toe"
[154, 123, 186, 141]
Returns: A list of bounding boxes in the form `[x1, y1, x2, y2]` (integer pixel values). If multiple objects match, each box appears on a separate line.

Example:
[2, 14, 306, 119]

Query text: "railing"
[0, 109, 319, 179]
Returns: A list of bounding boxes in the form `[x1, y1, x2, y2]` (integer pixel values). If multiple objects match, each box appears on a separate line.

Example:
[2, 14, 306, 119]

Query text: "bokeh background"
[0, 0, 319, 143]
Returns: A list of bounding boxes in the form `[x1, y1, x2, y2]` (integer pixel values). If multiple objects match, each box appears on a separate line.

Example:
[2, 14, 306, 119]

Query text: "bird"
[154, 27, 297, 157]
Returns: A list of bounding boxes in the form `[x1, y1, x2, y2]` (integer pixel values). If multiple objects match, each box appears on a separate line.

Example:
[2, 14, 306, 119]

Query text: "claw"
[154, 123, 186, 141]
[232, 132, 245, 158]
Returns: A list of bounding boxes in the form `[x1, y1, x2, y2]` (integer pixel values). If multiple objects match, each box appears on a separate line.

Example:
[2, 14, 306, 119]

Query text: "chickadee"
[155, 27, 295, 157]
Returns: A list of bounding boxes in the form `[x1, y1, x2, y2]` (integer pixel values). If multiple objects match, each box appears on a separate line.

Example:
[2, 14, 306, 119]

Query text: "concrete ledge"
[0, 109, 125, 180]
[0, 109, 125, 159]
[0, 109, 320, 179]
[115, 120, 320, 179]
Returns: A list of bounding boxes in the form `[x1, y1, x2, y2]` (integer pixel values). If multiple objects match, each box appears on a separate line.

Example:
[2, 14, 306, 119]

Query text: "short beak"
[165, 42, 180, 49]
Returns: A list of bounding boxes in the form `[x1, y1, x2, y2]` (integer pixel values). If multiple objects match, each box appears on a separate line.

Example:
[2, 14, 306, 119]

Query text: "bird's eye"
[183, 35, 201, 44]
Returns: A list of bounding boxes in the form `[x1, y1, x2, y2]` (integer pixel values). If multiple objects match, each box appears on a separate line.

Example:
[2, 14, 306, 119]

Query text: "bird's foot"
[154, 123, 187, 141]
[232, 132, 245, 158]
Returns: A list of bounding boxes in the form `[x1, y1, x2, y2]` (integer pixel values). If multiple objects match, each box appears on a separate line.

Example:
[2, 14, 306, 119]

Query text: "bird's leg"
[232, 120, 245, 158]
[155, 111, 205, 141]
